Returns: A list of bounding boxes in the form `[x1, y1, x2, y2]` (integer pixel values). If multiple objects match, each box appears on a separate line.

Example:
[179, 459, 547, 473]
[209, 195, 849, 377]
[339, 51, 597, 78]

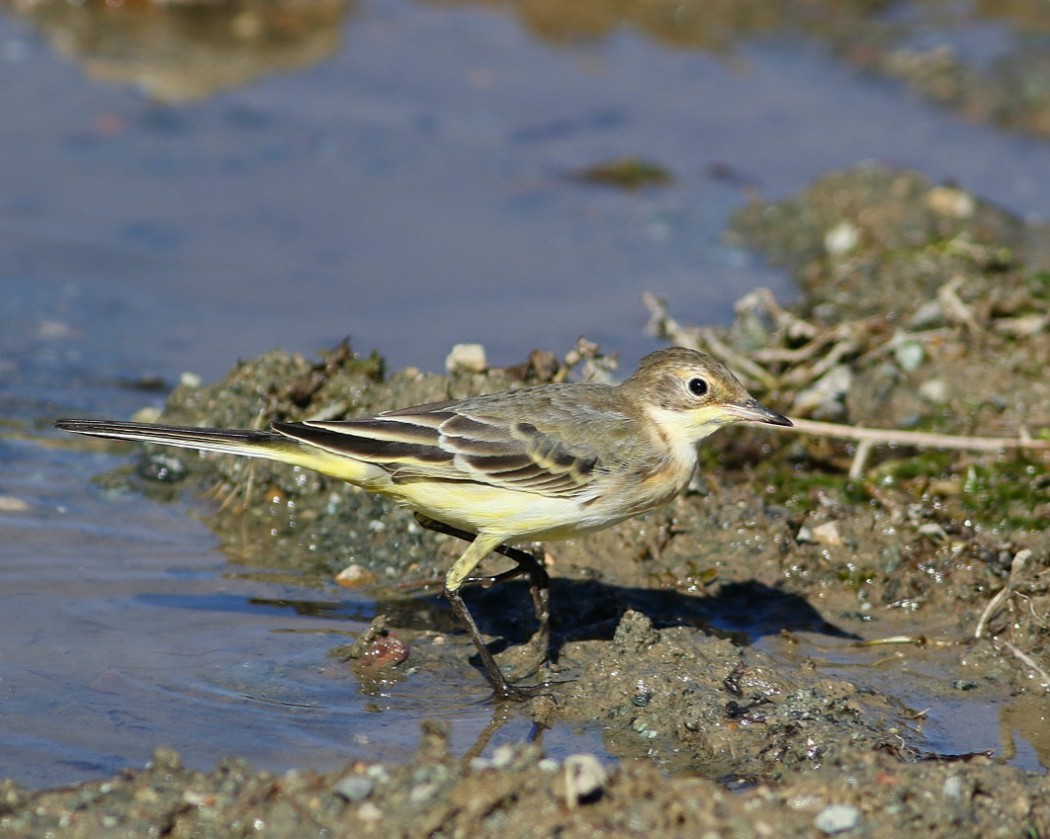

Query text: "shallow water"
[2, 0, 1047, 788]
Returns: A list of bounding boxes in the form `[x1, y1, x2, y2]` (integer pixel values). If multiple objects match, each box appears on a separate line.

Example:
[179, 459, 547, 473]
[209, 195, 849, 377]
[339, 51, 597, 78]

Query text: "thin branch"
[975, 549, 1031, 640]
[848, 439, 874, 481]
[784, 417, 1050, 454]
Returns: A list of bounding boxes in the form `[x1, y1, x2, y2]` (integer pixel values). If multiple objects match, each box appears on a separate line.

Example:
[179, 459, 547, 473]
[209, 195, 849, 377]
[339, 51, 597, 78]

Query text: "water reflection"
[6, 0, 1050, 139]
[6, 0, 349, 101]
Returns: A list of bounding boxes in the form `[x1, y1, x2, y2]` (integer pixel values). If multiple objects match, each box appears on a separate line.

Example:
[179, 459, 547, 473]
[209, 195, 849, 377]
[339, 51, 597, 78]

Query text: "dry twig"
[783, 418, 1050, 479]
[974, 549, 1031, 640]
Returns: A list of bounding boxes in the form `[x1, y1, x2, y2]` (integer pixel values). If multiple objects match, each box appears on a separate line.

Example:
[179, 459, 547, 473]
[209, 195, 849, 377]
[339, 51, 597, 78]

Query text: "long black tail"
[54, 419, 296, 460]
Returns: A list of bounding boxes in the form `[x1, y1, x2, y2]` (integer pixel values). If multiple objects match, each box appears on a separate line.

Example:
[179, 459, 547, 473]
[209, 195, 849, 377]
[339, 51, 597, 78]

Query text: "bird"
[56, 346, 792, 700]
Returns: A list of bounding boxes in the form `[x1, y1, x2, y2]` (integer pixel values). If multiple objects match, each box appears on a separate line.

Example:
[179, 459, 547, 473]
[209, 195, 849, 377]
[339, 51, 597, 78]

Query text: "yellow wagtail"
[56, 347, 791, 699]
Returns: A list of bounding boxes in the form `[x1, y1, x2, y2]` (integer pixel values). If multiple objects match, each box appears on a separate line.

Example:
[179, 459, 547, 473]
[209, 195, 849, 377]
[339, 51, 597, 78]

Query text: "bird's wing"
[273, 391, 624, 497]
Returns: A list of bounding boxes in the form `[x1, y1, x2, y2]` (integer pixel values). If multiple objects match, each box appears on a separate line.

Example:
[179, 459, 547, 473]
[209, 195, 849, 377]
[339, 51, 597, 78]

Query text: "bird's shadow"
[225, 571, 859, 665]
[373, 575, 861, 662]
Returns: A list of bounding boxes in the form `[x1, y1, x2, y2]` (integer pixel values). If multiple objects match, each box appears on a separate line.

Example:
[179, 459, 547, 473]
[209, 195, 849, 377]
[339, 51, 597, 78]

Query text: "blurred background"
[5, 0, 1050, 382]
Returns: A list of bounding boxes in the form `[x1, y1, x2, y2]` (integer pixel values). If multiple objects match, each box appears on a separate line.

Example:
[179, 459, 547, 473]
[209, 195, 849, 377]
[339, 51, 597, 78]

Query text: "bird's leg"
[416, 514, 551, 691]
[443, 584, 532, 701]
[465, 542, 550, 657]
[474, 540, 550, 679]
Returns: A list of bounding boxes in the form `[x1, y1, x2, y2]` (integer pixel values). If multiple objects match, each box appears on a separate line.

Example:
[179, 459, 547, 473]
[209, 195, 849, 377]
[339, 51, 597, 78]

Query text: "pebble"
[490, 745, 515, 768]
[926, 185, 975, 218]
[825, 221, 860, 255]
[811, 521, 844, 547]
[919, 379, 949, 404]
[942, 775, 963, 799]
[910, 300, 945, 328]
[797, 519, 842, 547]
[357, 802, 382, 823]
[814, 803, 861, 834]
[333, 776, 373, 802]
[563, 754, 607, 808]
[793, 365, 852, 417]
[445, 343, 487, 373]
[408, 782, 440, 804]
[365, 765, 390, 783]
[334, 563, 378, 588]
[893, 339, 925, 372]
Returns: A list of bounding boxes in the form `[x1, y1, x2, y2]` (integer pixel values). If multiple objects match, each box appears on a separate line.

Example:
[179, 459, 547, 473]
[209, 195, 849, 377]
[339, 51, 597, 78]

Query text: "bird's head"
[624, 347, 792, 444]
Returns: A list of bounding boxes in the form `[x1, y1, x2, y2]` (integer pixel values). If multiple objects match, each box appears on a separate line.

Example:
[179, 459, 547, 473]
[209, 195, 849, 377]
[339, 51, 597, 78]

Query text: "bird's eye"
[688, 377, 709, 397]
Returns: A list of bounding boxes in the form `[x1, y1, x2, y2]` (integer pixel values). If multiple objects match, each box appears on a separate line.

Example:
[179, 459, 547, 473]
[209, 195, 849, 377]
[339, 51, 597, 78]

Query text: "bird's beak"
[728, 398, 793, 428]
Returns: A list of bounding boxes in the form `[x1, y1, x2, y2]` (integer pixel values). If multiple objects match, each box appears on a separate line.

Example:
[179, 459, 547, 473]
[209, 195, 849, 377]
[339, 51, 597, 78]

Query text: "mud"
[10, 163, 1050, 835]
[3, 732, 1049, 838]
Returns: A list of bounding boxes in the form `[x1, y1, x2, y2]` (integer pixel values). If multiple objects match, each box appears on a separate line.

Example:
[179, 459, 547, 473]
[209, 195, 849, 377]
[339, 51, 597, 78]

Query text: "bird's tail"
[54, 419, 304, 463]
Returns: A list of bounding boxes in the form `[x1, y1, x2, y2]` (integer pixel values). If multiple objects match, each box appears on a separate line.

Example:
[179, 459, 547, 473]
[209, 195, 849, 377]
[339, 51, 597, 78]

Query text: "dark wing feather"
[272, 389, 615, 497]
[272, 415, 455, 467]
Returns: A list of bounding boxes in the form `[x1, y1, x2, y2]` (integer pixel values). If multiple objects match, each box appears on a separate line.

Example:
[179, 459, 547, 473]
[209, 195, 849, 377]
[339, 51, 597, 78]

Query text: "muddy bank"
[15, 163, 1050, 835]
[2, 731, 1048, 838]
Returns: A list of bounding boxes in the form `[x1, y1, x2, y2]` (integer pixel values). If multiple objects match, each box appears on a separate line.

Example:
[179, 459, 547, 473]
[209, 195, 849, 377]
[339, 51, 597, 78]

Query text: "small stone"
[909, 300, 945, 329]
[490, 745, 515, 768]
[814, 803, 861, 834]
[131, 406, 164, 424]
[926, 186, 974, 218]
[797, 519, 842, 546]
[918, 379, 949, 404]
[409, 782, 440, 804]
[357, 802, 382, 823]
[364, 765, 390, 782]
[631, 681, 653, 707]
[942, 775, 963, 799]
[792, 365, 852, 418]
[893, 340, 925, 372]
[335, 564, 378, 588]
[445, 343, 487, 373]
[333, 776, 373, 802]
[824, 221, 860, 255]
[563, 754, 607, 808]
[810, 521, 843, 547]
[356, 634, 409, 669]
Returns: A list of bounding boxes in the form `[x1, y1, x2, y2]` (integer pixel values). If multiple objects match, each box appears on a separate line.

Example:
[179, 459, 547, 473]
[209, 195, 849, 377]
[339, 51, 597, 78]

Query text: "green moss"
[872, 450, 955, 484]
[836, 565, 876, 594]
[573, 157, 673, 190]
[959, 458, 1050, 530]
[1027, 270, 1050, 300]
[761, 444, 1048, 532]
[763, 466, 860, 513]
